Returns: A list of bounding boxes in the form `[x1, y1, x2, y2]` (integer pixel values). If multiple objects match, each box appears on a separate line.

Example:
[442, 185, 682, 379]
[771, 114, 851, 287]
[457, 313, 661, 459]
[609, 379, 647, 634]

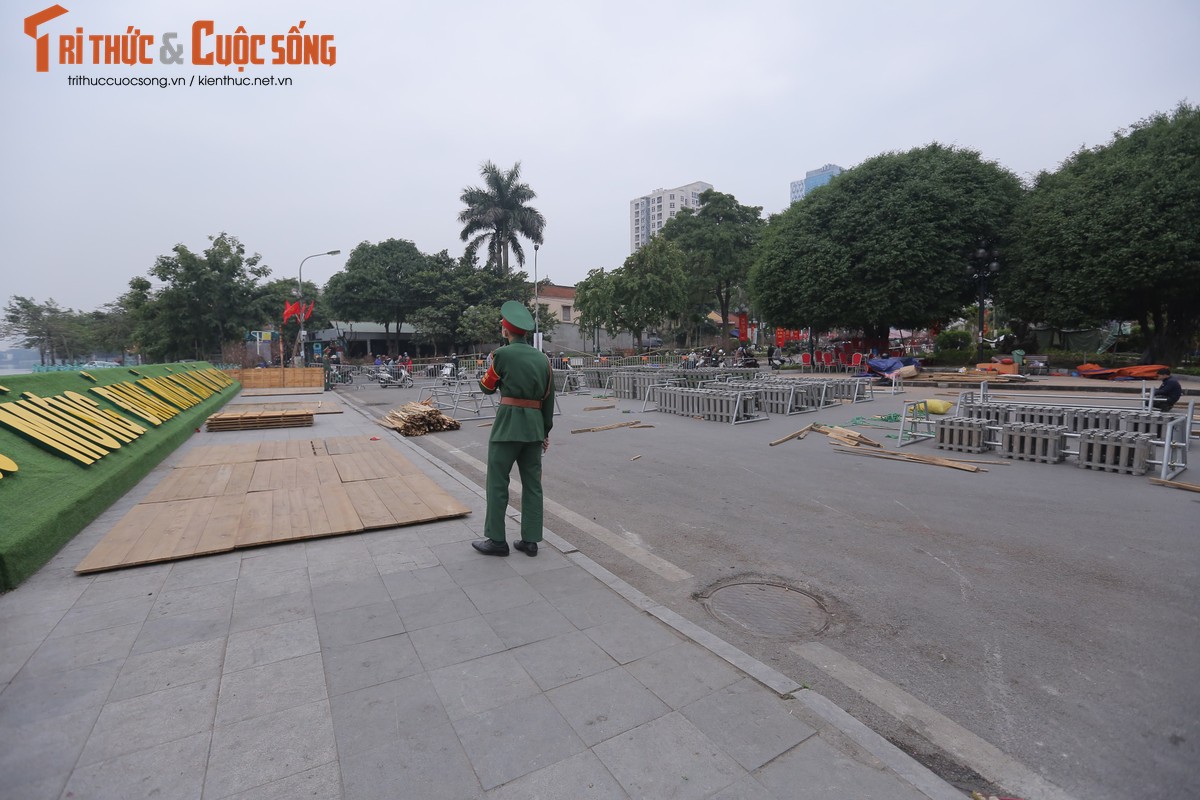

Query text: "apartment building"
[629, 180, 713, 252]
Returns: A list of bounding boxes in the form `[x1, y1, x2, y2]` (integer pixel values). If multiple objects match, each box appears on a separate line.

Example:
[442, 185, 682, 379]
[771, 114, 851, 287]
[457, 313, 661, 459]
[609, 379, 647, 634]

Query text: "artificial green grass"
[0, 363, 238, 591]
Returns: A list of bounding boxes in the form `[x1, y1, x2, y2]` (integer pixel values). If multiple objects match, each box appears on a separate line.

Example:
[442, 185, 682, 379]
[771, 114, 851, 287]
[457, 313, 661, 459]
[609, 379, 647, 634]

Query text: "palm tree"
[458, 160, 546, 274]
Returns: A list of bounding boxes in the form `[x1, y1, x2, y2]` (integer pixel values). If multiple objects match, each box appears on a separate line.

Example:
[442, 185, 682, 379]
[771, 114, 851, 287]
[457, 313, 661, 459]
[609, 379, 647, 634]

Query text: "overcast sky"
[3, 0, 1197, 320]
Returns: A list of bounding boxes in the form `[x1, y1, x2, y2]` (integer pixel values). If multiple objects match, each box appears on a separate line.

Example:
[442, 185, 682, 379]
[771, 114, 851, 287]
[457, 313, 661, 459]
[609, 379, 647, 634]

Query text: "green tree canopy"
[662, 189, 764, 342]
[574, 237, 689, 347]
[131, 233, 269, 361]
[323, 239, 426, 356]
[1003, 103, 1200, 363]
[749, 144, 1025, 341]
[458, 160, 546, 274]
[2, 296, 84, 364]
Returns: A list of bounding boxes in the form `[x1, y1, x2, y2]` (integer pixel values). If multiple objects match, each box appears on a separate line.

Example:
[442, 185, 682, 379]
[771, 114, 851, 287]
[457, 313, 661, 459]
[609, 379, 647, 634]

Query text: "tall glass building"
[789, 163, 843, 203]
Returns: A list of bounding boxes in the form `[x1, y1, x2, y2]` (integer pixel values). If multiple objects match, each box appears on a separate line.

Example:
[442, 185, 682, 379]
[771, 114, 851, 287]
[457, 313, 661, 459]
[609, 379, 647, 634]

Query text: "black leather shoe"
[513, 540, 538, 557]
[472, 539, 510, 557]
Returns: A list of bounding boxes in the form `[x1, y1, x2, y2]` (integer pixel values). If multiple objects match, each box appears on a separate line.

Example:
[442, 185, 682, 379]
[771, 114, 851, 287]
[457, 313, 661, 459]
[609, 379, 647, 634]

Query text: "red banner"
[737, 312, 748, 341]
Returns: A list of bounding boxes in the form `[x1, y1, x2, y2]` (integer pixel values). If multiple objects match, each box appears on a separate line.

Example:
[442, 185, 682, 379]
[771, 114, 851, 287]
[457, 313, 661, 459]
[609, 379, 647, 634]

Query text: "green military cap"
[500, 300, 535, 334]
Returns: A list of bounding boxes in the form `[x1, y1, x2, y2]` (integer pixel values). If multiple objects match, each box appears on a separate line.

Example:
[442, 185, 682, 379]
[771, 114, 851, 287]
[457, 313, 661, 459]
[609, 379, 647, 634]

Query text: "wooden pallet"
[75, 436, 470, 573]
[205, 409, 314, 431]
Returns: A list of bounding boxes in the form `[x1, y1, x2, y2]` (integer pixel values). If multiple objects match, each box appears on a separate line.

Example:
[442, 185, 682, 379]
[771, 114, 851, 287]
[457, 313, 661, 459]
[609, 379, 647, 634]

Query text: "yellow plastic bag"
[921, 399, 954, 415]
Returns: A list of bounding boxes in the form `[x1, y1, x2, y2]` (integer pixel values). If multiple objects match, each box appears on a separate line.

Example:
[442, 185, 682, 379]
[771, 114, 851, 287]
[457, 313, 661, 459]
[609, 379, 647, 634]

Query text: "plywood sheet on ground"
[76, 437, 470, 573]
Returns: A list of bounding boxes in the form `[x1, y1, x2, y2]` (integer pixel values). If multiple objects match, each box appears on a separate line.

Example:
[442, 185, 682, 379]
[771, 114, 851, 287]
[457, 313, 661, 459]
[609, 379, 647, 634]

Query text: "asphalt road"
[345, 378, 1199, 800]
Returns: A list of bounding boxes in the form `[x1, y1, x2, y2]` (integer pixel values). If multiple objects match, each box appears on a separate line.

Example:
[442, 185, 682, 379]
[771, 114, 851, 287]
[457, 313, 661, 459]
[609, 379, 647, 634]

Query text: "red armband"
[480, 364, 500, 391]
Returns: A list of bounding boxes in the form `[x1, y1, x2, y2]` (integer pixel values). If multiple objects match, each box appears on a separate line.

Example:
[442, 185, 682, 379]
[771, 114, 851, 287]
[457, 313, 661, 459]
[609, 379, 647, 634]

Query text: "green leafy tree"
[132, 233, 269, 361]
[662, 189, 764, 343]
[323, 239, 426, 356]
[573, 268, 614, 349]
[749, 144, 1025, 343]
[1004, 103, 1200, 363]
[458, 160, 546, 274]
[585, 237, 689, 347]
[458, 304, 502, 349]
[3, 296, 92, 364]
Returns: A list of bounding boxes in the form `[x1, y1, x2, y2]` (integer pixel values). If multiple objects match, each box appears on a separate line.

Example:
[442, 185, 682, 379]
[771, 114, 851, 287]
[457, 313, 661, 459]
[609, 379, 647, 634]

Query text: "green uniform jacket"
[479, 341, 555, 442]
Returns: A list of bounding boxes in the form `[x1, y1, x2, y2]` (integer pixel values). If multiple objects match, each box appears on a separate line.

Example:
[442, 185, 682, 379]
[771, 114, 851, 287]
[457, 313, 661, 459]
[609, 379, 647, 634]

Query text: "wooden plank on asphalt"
[342, 481, 397, 529]
[176, 443, 259, 468]
[400, 473, 471, 518]
[319, 483, 363, 534]
[75, 503, 164, 572]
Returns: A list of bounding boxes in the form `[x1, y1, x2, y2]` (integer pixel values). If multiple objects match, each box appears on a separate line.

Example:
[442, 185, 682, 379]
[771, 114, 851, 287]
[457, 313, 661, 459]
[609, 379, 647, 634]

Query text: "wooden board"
[75, 437, 470, 573]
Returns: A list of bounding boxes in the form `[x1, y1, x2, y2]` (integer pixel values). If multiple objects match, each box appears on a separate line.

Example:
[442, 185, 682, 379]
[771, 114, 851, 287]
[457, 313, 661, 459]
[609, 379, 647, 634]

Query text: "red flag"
[303, 301, 315, 321]
[283, 301, 299, 322]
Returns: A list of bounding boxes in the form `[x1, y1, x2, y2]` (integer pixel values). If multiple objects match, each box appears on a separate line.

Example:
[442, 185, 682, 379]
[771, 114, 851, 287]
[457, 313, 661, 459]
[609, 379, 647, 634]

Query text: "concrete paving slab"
[314, 599, 405, 647]
[511, 629, 619, 690]
[214, 652, 327, 727]
[482, 749, 630, 799]
[204, 699, 337, 799]
[755, 735, 930, 800]
[453, 694, 587, 790]
[545, 665, 672, 747]
[428, 650, 542, 721]
[679, 677, 818, 771]
[320, 632, 422, 697]
[592, 710, 745, 799]
[328, 672, 450, 757]
[78, 676, 218, 766]
[339, 723, 480, 800]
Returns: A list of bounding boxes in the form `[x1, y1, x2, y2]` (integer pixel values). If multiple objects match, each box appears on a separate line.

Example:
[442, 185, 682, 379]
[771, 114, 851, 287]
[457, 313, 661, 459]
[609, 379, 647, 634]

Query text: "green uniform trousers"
[484, 439, 544, 543]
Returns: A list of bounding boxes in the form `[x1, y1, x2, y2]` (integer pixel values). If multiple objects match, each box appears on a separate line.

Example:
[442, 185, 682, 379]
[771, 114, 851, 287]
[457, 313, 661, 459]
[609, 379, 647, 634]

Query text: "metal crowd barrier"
[942, 388, 1193, 480]
[642, 385, 769, 425]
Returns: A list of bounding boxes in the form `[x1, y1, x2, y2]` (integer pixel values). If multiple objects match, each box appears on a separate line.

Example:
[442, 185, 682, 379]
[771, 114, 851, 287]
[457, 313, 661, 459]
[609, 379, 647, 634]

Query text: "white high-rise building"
[629, 181, 713, 252]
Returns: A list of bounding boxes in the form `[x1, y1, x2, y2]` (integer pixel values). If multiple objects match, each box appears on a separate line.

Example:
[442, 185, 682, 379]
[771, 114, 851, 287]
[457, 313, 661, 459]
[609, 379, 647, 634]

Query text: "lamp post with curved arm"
[297, 249, 340, 365]
[967, 240, 1000, 364]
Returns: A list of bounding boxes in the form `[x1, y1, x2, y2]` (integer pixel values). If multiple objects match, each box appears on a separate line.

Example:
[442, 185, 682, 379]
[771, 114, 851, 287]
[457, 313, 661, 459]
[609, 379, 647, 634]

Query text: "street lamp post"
[532, 243, 541, 352]
[297, 249, 340, 366]
[967, 239, 1000, 363]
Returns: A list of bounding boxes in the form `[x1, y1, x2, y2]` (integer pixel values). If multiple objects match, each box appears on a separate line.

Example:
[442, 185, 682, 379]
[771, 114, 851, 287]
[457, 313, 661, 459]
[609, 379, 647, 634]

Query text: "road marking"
[420, 436, 692, 582]
[792, 641, 1079, 800]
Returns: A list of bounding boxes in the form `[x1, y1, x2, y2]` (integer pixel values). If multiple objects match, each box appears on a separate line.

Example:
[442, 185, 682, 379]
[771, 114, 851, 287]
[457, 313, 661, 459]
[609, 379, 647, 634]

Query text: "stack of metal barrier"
[1076, 430, 1153, 475]
[958, 401, 1012, 425]
[648, 386, 768, 425]
[935, 418, 992, 453]
[999, 423, 1069, 463]
[1012, 406, 1068, 427]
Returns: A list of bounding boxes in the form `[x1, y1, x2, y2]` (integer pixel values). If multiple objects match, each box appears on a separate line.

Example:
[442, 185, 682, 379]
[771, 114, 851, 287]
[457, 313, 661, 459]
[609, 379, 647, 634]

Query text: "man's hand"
[542, 437, 550, 454]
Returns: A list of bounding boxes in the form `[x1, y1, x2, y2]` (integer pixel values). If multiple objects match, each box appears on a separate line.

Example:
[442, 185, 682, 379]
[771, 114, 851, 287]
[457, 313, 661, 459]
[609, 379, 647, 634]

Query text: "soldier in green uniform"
[472, 301, 555, 557]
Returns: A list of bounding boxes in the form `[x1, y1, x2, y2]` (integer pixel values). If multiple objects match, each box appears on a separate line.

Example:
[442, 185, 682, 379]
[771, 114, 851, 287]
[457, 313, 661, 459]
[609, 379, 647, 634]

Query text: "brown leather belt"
[500, 396, 542, 409]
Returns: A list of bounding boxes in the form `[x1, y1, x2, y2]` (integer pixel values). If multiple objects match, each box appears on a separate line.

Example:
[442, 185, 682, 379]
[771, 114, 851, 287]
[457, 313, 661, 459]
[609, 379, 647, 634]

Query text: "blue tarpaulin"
[866, 356, 919, 375]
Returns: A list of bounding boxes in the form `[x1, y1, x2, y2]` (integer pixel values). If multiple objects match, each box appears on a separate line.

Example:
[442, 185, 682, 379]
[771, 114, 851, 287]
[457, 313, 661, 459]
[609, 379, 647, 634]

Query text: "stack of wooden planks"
[810, 423, 882, 448]
[379, 401, 461, 436]
[205, 409, 313, 431]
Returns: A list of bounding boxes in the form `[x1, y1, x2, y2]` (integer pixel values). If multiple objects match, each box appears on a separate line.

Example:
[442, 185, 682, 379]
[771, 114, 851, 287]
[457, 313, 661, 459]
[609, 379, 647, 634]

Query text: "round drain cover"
[701, 582, 828, 638]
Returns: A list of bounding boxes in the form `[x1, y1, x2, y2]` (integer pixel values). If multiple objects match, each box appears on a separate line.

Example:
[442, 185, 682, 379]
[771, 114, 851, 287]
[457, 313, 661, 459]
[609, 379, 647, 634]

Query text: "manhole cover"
[700, 582, 828, 638]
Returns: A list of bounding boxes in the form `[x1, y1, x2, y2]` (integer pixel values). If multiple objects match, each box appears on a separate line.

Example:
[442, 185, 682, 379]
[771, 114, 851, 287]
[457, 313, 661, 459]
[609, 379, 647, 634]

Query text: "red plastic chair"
[800, 352, 814, 370]
[848, 352, 863, 373]
[820, 351, 835, 372]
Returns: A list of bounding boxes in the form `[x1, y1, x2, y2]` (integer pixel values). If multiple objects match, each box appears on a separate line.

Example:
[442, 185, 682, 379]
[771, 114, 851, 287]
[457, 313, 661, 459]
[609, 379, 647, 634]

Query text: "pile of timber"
[810, 423, 882, 448]
[205, 409, 313, 432]
[920, 371, 1027, 383]
[379, 402, 461, 436]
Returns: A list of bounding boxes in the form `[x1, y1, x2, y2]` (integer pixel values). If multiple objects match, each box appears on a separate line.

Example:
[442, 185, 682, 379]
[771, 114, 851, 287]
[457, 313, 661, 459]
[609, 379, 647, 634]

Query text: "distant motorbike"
[733, 355, 759, 368]
[377, 366, 413, 389]
[696, 348, 725, 368]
